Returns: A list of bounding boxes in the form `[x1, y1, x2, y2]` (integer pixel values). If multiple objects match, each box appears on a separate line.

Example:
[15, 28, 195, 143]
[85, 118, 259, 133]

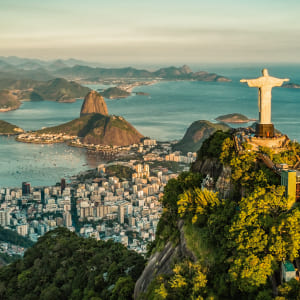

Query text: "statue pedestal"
[256, 123, 274, 138]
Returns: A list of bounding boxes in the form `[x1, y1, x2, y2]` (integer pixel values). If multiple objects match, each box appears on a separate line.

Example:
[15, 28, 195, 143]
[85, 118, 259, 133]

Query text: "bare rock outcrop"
[134, 220, 196, 299]
[192, 157, 233, 198]
[80, 90, 108, 117]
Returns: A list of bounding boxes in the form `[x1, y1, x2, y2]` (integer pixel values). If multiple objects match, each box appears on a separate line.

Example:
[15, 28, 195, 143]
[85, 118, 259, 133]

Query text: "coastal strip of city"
[0, 138, 196, 258]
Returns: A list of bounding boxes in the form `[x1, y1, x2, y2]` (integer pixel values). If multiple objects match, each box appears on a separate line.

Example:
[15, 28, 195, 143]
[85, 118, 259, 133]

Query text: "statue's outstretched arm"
[240, 78, 261, 87]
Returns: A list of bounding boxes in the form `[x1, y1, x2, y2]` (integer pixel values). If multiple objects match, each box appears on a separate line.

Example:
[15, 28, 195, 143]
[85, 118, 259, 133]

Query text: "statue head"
[262, 68, 269, 76]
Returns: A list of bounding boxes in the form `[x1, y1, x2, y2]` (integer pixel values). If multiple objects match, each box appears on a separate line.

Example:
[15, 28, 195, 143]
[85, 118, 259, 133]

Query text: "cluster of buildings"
[16, 133, 76, 144]
[0, 242, 25, 258]
[165, 151, 197, 164]
[74, 161, 179, 253]
[0, 139, 196, 256]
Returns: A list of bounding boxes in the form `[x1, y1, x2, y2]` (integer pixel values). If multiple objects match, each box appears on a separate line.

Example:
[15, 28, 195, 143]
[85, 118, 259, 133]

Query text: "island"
[215, 113, 256, 123]
[100, 86, 150, 100]
[135, 92, 150, 96]
[100, 87, 131, 99]
[282, 82, 300, 89]
[0, 120, 24, 135]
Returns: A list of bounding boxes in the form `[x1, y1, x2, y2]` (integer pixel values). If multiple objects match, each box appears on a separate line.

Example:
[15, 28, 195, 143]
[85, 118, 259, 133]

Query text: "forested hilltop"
[0, 227, 145, 300]
[136, 131, 300, 299]
[1, 130, 300, 299]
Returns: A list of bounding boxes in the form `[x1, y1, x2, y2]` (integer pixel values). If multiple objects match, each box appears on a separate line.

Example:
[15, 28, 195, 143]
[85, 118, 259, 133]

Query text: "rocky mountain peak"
[80, 90, 108, 117]
[180, 65, 192, 74]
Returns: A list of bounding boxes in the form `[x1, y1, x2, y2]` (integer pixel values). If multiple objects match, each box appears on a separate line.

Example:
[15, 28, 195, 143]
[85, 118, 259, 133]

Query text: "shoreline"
[218, 119, 257, 124]
[0, 105, 21, 112]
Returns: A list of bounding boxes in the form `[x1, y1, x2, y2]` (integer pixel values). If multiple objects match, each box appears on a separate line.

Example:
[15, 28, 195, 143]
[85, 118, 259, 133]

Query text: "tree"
[178, 188, 220, 225]
[111, 276, 135, 300]
[228, 186, 300, 292]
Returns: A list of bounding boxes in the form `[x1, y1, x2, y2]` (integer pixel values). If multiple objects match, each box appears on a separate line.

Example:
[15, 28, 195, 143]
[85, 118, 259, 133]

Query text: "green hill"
[100, 87, 131, 99]
[0, 78, 90, 102]
[0, 226, 33, 248]
[37, 113, 144, 146]
[173, 120, 230, 153]
[0, 227, 145, 299]
[33, 78, 91, 102]
[0, 120, 24, 135]
[216, 113, 255, 123]
[0, 90, 21, 111]
[136, 132, 300, 300]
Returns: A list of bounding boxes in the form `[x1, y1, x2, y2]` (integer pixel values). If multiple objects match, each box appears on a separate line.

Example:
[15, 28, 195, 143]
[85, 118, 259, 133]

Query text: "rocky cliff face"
[192, 157, 233, 199]
[80, 90, 108, 117]
[134, 220, 196, 299]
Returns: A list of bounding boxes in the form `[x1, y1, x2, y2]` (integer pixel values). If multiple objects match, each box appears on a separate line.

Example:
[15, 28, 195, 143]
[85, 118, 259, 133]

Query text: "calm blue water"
[0, 65, 299, 188]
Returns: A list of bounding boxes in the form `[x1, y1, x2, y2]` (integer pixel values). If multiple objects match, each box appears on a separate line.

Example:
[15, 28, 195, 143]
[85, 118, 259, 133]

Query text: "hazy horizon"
[1, 0, 300, 64]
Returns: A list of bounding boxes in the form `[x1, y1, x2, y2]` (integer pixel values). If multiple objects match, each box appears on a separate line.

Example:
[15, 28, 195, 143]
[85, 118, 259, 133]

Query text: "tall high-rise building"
[61, 178, 66, 193]
[63, 212, 72, 227]
[118, 205, 125, 224]
[0, 209, 11, 226]
[22, 182, 30, 195]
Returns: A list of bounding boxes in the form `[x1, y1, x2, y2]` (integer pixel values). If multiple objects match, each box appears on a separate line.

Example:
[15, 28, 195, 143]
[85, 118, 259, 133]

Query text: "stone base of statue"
[238, 132, 289, 153]
[256, 123, 274, 138]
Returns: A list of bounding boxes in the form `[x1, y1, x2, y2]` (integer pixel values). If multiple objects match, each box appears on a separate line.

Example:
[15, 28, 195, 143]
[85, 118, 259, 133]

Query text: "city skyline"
[1, 0, 300, 64]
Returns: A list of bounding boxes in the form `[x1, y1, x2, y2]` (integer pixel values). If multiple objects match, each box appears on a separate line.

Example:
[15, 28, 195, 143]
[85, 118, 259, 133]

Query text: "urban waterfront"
[0, 139, 196, 255]
[0, 65, 299, 188]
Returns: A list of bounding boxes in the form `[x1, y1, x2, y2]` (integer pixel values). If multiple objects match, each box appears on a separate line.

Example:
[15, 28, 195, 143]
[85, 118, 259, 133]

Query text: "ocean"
[0, 65, 299, 188]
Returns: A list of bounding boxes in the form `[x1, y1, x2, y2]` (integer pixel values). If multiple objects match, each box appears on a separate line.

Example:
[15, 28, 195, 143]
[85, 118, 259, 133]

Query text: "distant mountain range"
[0, 78, 90, 108]
[0, 56, 231, 82]
[55, 64, 231, 82]
[0, 57, 98, 81]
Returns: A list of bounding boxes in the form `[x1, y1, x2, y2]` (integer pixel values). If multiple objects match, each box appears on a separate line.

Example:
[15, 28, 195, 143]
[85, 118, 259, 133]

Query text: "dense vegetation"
[0, 78, 90, 102]
[144, 131, 300, 299]
[0, 120, 23, 135]
[37, 113, 143, 146]
[0, 226, 34, 248]
[37, 114, 138, 137]
[0, 253, 21, 266]
[105, 165, 134, 180]
[100, 87, 130, 99]
[173, 121, 230, 154]
[261, 141, 300, 167]
[33, 78, 90, 102]
[0, 227, 145, 300]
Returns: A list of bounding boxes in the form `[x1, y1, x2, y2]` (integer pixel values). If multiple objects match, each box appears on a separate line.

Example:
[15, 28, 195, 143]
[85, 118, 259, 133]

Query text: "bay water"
[0, 65, 299, 188]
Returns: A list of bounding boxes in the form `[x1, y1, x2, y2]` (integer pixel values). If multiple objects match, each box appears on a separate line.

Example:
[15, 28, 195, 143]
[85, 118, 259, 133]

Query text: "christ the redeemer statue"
[240, 69, 289, 138]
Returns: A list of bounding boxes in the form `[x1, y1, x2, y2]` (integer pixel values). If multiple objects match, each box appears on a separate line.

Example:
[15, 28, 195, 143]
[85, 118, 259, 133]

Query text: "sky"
[1, 0, 300, 65]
